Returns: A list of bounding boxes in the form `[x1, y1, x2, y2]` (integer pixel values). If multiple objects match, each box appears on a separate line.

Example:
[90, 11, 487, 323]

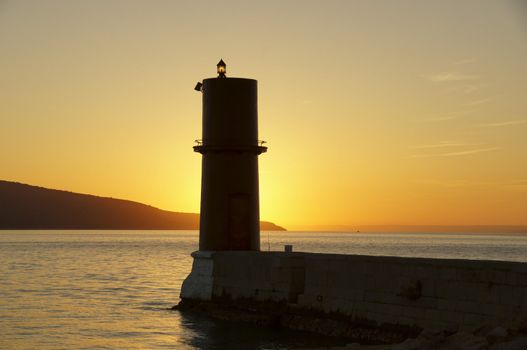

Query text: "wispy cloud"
[424, 72, 478, 82]
[420, 115, 457, 122]
[461, 84, 485, 94]
[418, 110, 473, 123]
[479, 119, 527, 127]
[441, 147, 500, 156]
[447, 84, 487, 94]
[464, 97, 493, 106]
[415, 179, 479, 188]
[504, 180, 527, 191]
[409, 147, 500, 158]
[410, 141, 480, 149]
[415, 178, 527, 189]
[452, 58, 476, 66]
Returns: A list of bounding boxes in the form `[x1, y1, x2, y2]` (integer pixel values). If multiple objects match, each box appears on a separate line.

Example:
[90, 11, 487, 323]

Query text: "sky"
[1, 0, 526, 230]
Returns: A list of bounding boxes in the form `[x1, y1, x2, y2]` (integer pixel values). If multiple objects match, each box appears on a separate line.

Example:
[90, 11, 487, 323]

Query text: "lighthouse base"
[180, 251, 215, 301]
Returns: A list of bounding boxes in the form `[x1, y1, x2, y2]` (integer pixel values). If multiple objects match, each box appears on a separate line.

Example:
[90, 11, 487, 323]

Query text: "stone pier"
[180, 251, 527, 336]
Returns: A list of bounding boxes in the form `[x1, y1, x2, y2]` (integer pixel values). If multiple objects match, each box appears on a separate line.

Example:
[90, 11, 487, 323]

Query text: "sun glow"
[1, 1, 526, 230]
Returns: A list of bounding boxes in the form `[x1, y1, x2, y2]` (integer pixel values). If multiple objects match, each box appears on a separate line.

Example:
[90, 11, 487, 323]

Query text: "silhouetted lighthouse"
[194, 60, 267, 251]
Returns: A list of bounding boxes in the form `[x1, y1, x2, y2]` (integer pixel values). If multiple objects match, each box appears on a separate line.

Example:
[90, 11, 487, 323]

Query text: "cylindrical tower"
[194, 61, 267, 251]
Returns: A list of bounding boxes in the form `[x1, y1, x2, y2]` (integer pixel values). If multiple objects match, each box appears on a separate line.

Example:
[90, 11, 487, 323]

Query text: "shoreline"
[174, 298, 527, 350]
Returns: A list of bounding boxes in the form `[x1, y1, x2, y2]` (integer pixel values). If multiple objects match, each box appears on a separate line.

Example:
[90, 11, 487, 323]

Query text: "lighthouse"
[193, 60, 267, 251]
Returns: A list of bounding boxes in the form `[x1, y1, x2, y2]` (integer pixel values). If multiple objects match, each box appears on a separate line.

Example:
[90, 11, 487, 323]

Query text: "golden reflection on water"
[1, 231, 196, 349]
[2, 231, 526, 349]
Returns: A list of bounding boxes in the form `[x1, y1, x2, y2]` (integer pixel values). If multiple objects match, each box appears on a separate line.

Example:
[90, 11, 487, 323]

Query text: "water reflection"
[1, 230, 526, 349]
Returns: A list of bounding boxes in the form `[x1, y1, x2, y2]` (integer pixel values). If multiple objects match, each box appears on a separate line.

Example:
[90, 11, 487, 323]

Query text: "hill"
[0, 180, 285, 231]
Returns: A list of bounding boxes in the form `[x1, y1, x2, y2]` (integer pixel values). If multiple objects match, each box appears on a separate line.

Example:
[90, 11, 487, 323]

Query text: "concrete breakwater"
[178, 251, 527, 343]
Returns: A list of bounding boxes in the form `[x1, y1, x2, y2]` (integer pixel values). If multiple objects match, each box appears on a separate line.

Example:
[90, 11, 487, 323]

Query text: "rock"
[418, 327, 451, 342]
[436, 331, 488, 350]
[489, 337, 527, 350]
[383, 328, 450, 350]
[295, 334, 527, 350]
[486, 326, 508, 344]
[397, 280, 422, 301]
[344, 344, 391, 349]
[392, 338, 424, 350]
[516, 319, 527, 334]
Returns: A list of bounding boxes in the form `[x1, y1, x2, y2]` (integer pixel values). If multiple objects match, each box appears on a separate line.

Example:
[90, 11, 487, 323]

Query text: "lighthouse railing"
[194, 139, 267, 147]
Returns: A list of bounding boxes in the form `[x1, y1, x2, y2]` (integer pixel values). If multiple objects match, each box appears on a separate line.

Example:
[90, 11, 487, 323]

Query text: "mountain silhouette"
[0, 180, 285, 231]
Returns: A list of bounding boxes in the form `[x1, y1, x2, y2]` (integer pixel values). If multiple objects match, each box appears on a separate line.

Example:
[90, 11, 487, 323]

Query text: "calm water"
[1, 230, 527, 349]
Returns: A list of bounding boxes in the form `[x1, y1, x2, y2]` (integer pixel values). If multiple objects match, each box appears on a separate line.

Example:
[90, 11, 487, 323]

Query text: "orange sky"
[1, 1, 526, 230]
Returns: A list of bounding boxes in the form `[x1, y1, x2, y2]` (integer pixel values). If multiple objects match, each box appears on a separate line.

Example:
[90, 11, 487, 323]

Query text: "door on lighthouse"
[227, 193, 250, 250]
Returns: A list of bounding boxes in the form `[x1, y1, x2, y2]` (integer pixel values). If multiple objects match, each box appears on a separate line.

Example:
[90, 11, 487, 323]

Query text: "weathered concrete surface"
[180, 251, 214, 300]
[178, 251, 527, 342]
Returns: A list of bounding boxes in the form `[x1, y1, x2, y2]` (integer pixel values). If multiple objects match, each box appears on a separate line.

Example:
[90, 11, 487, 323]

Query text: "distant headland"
[0, 180, 285, 231]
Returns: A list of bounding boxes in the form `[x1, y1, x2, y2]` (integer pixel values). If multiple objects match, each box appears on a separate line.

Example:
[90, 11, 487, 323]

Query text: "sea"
[1, 230, 527, 350]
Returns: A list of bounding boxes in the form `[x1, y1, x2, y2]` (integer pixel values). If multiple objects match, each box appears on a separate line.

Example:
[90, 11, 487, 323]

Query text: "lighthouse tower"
[193, 60, 267, 251]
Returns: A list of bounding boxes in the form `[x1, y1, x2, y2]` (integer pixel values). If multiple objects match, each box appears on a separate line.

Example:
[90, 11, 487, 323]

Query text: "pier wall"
[180, 251, 527, 330]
